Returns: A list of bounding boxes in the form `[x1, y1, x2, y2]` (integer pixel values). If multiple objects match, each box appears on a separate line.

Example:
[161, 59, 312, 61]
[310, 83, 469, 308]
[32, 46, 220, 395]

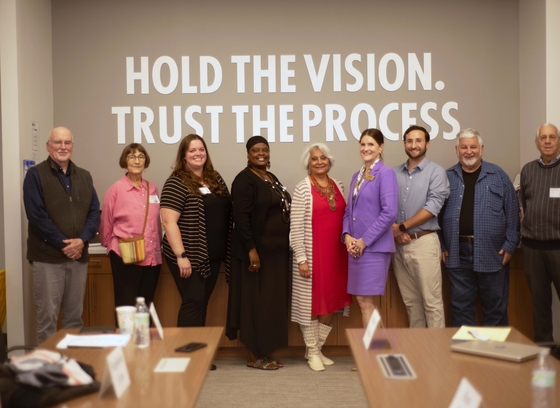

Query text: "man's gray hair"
[535, 123, 559, 139]
[456, 128, 483, 146]
[301, 143, 335, 174]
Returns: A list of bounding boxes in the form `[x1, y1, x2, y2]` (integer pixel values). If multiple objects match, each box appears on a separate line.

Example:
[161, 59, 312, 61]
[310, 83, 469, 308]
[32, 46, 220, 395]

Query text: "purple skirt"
[347, 252, 391, 296]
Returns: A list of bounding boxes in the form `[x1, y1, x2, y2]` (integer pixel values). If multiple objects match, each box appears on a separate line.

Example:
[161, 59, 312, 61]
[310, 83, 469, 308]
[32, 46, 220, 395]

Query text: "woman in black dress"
[226, 136, 291, 370]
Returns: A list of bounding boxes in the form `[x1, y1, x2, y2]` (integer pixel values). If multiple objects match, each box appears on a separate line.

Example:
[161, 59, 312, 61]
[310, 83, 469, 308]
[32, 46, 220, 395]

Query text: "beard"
[460, 156, 481, 169]
[405, 146, 427, 159]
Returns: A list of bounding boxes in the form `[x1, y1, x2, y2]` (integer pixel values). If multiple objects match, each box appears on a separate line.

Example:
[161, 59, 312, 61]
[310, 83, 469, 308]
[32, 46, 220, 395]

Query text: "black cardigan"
[230, 167, 282, 261]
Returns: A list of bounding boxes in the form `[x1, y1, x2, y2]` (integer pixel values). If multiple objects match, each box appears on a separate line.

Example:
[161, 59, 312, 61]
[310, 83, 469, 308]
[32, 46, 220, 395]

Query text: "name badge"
[550, 188, 560, 198]
[149, 195, 160, 203]
[199, 187, 211, 195]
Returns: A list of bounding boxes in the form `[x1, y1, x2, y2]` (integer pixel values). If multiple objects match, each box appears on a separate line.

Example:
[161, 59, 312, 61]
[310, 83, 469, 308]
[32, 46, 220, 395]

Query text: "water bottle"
[532, 348, 556, 408]
[134, 297, 150, 348]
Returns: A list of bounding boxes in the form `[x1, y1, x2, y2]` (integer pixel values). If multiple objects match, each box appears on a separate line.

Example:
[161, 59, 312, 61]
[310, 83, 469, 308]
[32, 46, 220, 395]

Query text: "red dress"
[311, 183, 352, 315]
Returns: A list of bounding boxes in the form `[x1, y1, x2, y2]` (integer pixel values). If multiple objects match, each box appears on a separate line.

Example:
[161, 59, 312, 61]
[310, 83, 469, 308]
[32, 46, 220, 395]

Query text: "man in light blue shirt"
[392, 125, 450, 328]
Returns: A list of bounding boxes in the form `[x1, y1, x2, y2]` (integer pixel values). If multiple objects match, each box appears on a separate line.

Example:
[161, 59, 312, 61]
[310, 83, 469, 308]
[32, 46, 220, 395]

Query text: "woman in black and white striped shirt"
[160, 135, 232, 340]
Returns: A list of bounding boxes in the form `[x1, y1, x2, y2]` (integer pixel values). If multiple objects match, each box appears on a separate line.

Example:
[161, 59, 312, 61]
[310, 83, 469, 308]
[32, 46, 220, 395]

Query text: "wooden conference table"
[39, 326, 223, 408]
[347, 327, 560, 408]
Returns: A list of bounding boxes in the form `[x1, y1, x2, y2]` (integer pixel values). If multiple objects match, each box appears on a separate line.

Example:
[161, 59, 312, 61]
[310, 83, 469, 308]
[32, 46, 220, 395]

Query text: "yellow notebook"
[452, 326, 512, 342]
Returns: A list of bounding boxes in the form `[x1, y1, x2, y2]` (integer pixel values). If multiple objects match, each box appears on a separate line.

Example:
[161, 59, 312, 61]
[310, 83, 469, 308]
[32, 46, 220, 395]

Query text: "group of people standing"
[23, 122, 560, 372]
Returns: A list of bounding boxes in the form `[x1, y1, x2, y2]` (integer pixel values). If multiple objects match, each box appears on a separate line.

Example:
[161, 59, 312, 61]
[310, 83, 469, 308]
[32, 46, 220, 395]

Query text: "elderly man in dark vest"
[23, 127, 100, 344]
[520, 123, 560, 343]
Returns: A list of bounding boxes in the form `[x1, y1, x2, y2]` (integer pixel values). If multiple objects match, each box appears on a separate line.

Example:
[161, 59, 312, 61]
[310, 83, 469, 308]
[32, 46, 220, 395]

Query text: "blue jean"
[446, 241, 509, 327]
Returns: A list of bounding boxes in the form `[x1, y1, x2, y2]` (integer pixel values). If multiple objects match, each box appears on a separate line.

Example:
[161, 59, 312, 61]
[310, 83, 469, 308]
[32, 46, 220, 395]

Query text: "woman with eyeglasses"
[226, 136, 292, 370]
[100, 143, 162, 311]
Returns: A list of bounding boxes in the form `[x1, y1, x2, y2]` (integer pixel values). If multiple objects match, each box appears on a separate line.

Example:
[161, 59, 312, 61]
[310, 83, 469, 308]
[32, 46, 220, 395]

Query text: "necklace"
[309, 174, 337, 211]
[353, 158, 380, 198]
[249, 168, 292, 223]
[249, 167, 272, 183]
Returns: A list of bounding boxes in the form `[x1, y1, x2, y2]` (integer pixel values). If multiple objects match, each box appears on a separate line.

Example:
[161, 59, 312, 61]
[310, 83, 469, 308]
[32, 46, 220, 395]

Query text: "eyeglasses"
[127, 155, 146, 162]
[50, 140, 73, 147]
[538, 135, 558, 142]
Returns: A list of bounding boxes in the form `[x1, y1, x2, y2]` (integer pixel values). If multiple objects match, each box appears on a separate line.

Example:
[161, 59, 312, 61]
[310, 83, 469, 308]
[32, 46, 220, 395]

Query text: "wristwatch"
[399, 223, 407, 232]
[176, 251, 188, 259]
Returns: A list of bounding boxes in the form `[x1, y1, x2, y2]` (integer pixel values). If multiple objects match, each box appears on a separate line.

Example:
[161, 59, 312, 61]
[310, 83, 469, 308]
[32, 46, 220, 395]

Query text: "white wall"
[546, 0, 560, 342]
[0, 0, 53, 346]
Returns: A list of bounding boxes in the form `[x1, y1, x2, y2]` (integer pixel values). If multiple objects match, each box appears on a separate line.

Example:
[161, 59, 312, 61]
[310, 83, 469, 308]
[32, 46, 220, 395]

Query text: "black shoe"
[210, 363, 217, 370]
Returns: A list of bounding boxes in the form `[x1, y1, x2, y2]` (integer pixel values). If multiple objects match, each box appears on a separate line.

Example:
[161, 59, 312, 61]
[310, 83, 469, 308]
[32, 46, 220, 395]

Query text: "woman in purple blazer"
[342, 128, 398, 327]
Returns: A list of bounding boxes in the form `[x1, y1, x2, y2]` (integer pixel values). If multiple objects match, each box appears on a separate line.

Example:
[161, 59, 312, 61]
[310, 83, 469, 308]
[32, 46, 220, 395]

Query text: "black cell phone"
[386, 355, 406, 376]
[175, 342, 207, 353]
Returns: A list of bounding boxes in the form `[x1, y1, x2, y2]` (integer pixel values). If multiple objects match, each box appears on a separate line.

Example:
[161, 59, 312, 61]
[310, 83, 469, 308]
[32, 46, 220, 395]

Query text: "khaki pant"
[392, 232, 445, 328]
[32, 260, 88, 344]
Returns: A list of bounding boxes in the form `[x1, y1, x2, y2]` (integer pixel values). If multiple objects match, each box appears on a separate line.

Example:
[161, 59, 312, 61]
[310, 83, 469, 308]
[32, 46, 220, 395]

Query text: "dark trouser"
[446, 241, 509, 327]
[522, 243, 560, 342]
[166, 256, 221, 327]
[109, 251, 161, 310]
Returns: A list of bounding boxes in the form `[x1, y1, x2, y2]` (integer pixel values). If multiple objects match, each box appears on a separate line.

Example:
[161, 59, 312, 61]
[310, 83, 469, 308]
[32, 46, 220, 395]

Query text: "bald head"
[47, 127, 74, 171]
[535, 123, 560, 165]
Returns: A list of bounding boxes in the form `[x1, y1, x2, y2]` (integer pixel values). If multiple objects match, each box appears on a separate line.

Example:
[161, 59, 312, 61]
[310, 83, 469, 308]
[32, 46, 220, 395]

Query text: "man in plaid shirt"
[439, 128, 520, 326]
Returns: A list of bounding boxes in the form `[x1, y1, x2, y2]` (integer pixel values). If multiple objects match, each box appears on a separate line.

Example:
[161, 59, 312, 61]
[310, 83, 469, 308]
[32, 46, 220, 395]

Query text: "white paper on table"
[154, 357, 191, 372]
[56, 334, 131, 349]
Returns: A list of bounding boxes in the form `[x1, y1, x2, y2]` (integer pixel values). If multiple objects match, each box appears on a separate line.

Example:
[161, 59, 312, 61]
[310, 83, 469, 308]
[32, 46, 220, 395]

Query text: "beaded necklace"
[309, 173, 337, 211]
[249, 167, 292, 223]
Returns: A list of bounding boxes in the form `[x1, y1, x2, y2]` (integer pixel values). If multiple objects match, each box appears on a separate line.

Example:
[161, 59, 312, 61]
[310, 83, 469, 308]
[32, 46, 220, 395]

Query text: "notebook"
[450, 340, 541, 362]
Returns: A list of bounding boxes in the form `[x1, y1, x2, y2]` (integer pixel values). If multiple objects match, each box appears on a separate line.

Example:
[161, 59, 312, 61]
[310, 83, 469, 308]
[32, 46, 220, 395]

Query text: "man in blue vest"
[23, 127, 100, 344]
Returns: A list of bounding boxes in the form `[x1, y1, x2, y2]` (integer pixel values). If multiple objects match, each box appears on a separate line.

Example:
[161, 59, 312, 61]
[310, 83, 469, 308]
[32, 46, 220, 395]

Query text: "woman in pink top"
[99, 143, 162, 310]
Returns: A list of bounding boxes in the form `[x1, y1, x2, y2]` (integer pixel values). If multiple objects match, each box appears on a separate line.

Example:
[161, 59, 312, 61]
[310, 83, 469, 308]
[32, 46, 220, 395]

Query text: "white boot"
[317, 323, 334, 366]
[300, 321, 325, 371]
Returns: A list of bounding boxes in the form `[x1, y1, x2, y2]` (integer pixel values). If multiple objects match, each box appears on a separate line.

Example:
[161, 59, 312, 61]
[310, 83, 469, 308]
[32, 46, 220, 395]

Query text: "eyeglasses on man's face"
[50, 140, 73, 147]
[538, 134, 558, 142]
[127, 154, 146, 162]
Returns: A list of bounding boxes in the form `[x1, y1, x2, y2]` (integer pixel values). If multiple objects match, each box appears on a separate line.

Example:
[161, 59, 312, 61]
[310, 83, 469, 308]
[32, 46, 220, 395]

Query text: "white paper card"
[550, 188, 560, 198]
[99, 347, 130, 399]
[154, 357, 191, 373]
[362, 308, 381, 349]
[56, 334, 130, 349]
[150, 302, 164, 340]
[448, 377, 483, 408]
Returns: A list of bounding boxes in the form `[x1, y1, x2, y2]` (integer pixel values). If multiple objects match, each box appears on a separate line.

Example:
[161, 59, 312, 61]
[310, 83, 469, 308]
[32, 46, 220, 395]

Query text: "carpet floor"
[195, 356, 368, 408]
